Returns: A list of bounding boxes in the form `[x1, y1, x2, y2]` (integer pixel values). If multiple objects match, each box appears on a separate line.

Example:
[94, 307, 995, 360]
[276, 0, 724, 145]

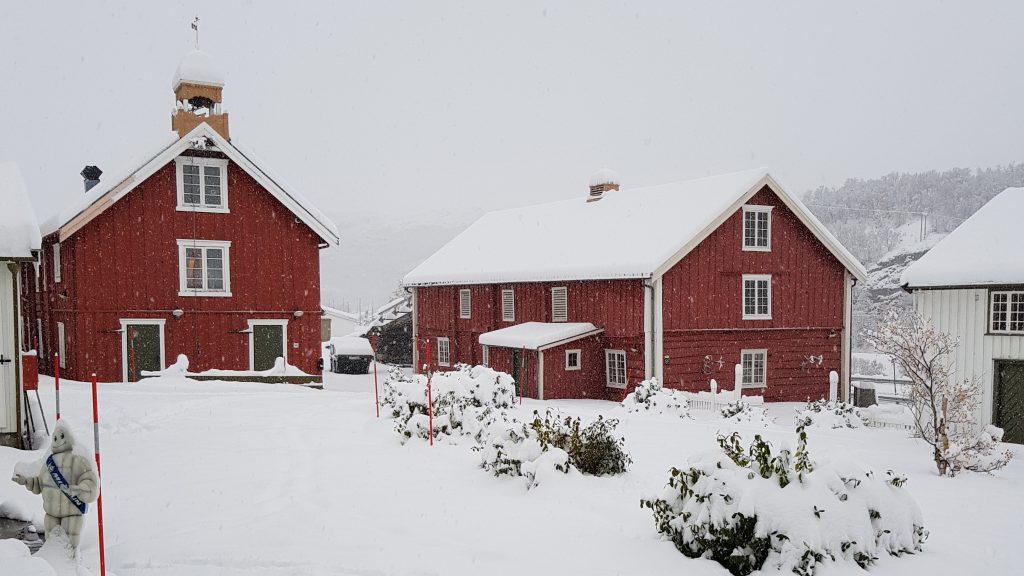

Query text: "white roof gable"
[0, 162, 42, 258]
[902, 187, 1024, 288]
[404, 168, 865, 286]
[42, 124, 340, 246]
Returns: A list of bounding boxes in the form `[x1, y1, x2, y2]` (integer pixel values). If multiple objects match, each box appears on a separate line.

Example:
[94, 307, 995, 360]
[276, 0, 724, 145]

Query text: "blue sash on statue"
[46, 455, 88, 514]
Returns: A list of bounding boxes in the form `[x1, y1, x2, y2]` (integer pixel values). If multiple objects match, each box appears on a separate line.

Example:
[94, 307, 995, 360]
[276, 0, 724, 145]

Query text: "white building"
[321, 305, 361, 339]
[902, 187, 1024, 444]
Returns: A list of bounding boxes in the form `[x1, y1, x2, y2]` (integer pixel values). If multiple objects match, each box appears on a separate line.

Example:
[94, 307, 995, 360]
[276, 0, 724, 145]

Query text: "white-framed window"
[501, 289, 515, 322]
[175, 156, 229, 212]
[565, 349, 581, 371]
[459, 289, 472, 319]
[57, 322, 66, 369]
[551, 286, 568, 322]
[991, 291, 1024, 333]
[437, 337, 451, 367]
[177, 239, 232, 297]
[741, 349, 767, 388]
[53, 242, 61, 283]
[605, 349, 626, 388]
[482, 344, 489, 368]
[742, 205, 772, 251]
[742, 274, 771, 319]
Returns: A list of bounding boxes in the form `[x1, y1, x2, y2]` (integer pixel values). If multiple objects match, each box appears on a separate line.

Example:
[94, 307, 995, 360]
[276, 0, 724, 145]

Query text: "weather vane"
[191, 15, 200, 49]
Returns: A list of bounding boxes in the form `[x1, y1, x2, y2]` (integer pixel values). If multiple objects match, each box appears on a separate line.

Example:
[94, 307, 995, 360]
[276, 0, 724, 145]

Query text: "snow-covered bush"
[478, 409, 631, 488]
[796, 400, 867, 429]
[621, 377, 691, 418]
[720, 399, 772, 427]
[641, 426, 927, 576]
[864, 311, 1014, 476]
[381, 365, 516, 443]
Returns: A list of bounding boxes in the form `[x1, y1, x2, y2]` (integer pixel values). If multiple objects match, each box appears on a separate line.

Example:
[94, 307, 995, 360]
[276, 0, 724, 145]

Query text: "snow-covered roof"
[902, 187, 1024, 288]
[329, 335, 375, 356]
[0, 162, 42, 258]
[589, 168, 620, 186]
[405, 168, 866, 286]
[479, 322, 603, 351]
[322, 305, 360, 322]
[172, 49, 225, 90]
[41, 123, 340, 245]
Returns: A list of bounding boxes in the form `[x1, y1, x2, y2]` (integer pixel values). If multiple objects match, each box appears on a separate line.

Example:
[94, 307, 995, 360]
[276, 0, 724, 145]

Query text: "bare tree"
[863, 310, 1013, 476]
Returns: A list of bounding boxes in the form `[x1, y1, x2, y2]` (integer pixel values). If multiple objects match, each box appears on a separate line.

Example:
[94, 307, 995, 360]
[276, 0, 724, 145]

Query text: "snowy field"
[1, 370, 1021, 576]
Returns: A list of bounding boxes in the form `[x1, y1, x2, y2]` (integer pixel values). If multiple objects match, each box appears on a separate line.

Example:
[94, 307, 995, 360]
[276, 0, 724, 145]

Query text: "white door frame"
[120, 318, 167, 382]
[247, 319, 289, 371]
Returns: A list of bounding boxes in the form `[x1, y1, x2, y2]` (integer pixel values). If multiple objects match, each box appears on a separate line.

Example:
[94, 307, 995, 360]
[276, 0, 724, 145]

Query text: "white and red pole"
[426, 339, 433, 447]
[90, 373, 107, 576]
[54, 353, 60, 421]
[371, 333, 380, 418]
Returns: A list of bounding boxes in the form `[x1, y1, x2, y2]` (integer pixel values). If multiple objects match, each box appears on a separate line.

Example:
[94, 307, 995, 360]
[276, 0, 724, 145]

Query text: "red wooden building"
[404, 169, 866, 402]
[22, 50, 339, 383]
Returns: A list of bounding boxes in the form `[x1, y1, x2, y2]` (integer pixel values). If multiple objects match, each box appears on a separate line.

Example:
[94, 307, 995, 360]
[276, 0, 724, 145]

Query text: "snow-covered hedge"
[621, 378, 691, 418]
[477, 408, 632, 488]
[641, 426, 927, 576]
[720, 399, 772, 427]
[381, 365, 516, 443]
[796, 400, 867, 429]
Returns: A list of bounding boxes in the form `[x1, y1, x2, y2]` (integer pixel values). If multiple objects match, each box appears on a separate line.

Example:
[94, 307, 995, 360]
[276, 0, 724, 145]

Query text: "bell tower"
[171, 49, 230, 140]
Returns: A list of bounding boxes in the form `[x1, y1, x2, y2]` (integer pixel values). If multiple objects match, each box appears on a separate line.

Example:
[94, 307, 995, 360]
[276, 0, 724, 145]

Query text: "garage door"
[995, 360, 1024, 445]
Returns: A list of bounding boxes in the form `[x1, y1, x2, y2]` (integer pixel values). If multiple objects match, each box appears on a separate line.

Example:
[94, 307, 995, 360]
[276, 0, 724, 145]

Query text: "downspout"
[643, 279, 655, 381]
[843, 273, 857, 403]
[410, 286, 418, 372]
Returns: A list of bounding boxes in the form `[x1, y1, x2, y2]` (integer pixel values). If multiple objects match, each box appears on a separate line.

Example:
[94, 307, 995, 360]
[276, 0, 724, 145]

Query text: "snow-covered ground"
[1, 371, 1021, 575]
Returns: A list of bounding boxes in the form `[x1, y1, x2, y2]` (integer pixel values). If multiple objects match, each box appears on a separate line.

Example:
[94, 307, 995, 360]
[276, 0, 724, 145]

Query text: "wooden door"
[126, 324, 162, 382]
[253, 324, 285, 372]
[995, 360, 1024, 445]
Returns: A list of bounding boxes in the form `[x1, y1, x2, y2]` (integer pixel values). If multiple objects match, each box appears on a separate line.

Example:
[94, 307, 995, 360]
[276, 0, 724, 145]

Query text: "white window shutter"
[551, 287, 567, 322]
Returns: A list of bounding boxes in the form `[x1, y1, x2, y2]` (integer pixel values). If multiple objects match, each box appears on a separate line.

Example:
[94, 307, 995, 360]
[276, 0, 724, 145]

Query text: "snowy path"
[1, 372, 1021, 575]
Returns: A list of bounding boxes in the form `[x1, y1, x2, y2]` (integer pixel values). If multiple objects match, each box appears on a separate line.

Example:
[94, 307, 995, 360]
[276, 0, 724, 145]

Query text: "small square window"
[565, 349, 581, 371]
[176, 157, 229, 212]
[991, 291, 1024, 333]
[178, 240, 232, 296]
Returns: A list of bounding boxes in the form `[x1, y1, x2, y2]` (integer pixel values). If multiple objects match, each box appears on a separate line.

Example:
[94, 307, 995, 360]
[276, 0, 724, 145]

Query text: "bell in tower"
[171, 49, 230, 140]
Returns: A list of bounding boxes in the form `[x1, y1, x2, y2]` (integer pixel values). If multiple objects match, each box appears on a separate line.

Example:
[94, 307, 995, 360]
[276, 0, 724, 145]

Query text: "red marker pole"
[519, 346, 525, 405]
[425, 339, 433, 447]
[90, 373, 107, 576]
[371, 333, 380, 418]
[54, 353, 60, 421]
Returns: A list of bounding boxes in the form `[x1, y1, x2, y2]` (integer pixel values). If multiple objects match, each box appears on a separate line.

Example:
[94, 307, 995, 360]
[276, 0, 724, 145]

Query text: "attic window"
[742, 205, 772, 251]
[551, 287, 568, 322]
[175, 156, 229, 213]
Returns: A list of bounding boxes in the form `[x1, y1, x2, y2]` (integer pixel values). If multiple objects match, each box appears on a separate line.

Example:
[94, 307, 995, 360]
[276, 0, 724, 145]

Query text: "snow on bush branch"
[621, 378, 691, 418]
[863, 310, 1013, 476]
[641, 426, 927, 576]
[796, 400, 867, 429]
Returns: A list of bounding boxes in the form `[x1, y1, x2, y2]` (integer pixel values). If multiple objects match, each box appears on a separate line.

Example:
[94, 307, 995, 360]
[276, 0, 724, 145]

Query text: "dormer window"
[175, 156, 229, 213]
[742, 205, 772, 251]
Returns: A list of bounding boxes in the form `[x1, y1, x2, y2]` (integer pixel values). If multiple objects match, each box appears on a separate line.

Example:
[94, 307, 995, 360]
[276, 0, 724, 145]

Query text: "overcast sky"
[2, 1, 1022, 309]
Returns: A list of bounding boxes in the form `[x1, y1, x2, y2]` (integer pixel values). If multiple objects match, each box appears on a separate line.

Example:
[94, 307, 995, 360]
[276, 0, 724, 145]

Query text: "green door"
[126, 324, 162, 382]
[253, 324, 285, 372]
[995, 361, 1024, 445]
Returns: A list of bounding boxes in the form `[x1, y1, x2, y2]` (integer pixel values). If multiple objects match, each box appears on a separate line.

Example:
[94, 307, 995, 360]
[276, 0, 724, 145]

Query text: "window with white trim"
[53, 242, 61, 283]
[742, 205, 772, 251]
[177, 240, 232, 296]
[991, 291, 1024, 333]
[57, 322, 66, 369]
[482, 345, 489, 368]
[501, 289, 515, 322]
[459, 289, 472, 319]
[175, 156, 229, 212]
[565, 349, 581, 371]
[741, 349, 767, 388]
[742, 274, 771, 319]
[551, 286, 568, 322]
[437, 337, 451, 367]
[605, 349, 626, 388]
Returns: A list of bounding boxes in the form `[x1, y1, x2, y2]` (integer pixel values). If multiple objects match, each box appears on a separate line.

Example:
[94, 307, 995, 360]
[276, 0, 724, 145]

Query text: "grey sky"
[2, 1, 1022, 310]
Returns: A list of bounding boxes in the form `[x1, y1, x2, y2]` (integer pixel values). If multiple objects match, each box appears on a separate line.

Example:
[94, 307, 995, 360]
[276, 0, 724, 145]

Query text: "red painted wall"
[31, 152, 324, 382]
[660, 186, 847, 400]
[540, 334, 609, 400]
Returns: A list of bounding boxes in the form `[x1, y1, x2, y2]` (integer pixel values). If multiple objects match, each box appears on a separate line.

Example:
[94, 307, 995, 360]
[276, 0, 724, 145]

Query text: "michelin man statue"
[11, 421, 99, 550]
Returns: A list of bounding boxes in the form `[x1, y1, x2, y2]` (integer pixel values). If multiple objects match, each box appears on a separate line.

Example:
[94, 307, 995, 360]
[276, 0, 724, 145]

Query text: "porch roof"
[479, 322, 603, 351]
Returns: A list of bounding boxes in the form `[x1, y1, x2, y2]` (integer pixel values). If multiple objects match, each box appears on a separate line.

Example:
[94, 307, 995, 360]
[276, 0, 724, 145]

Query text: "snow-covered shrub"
[864, 311, 1014, 476]
[478, 409, 631, 487]
[641, 426, 927, 576]
[381, 365, 516, 443]
[720, 399, 772, 427]
[621, 377, 691, 418]
[796, 400, 867, 429]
